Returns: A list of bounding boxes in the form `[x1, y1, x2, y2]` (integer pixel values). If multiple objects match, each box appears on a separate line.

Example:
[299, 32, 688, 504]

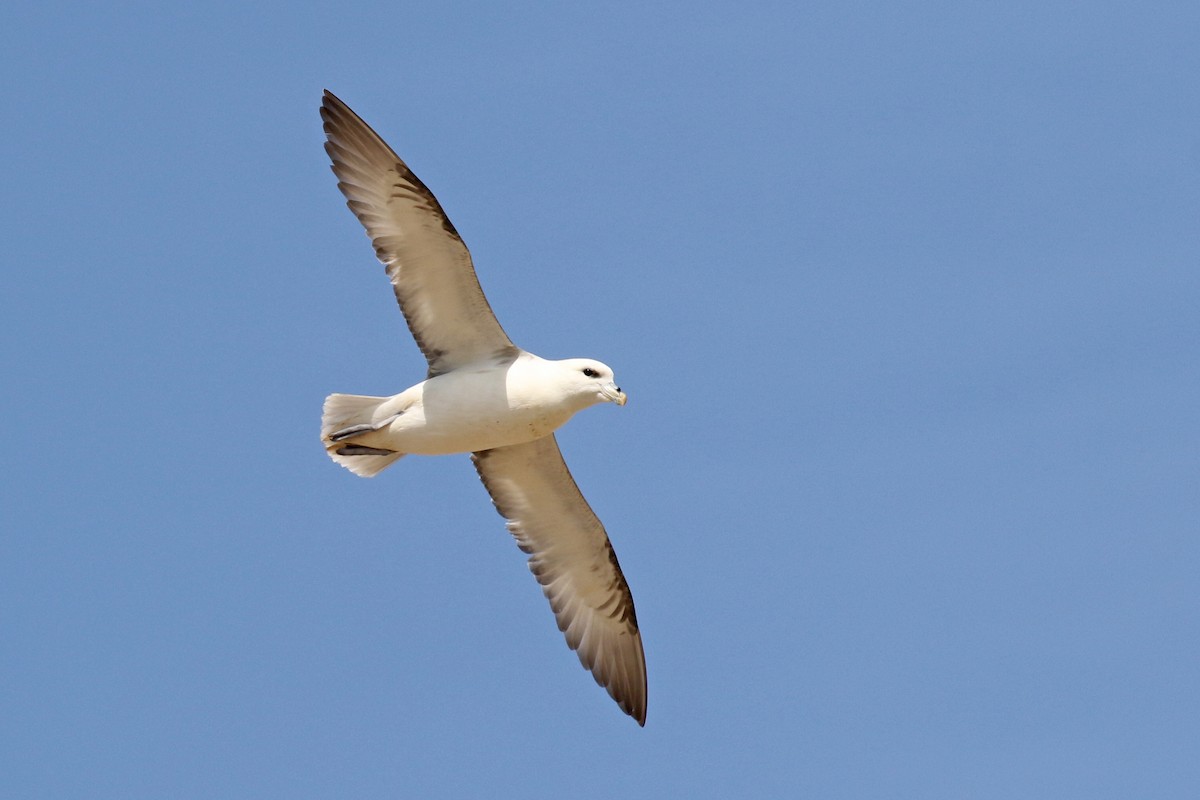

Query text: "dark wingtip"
[629, 692, 648, 726]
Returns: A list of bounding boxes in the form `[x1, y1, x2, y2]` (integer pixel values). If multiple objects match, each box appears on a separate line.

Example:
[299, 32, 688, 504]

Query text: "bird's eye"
[582, 367, 599, 378]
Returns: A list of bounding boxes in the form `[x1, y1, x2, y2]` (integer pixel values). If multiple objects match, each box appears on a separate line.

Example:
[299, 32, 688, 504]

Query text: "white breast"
[377, 358, 584, 455]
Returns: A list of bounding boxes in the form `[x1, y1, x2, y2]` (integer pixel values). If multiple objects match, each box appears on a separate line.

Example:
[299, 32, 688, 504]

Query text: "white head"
[555, 358, 627, 408]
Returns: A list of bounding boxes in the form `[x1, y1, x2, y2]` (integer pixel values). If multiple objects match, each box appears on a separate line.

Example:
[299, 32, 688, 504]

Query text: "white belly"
[356, 364, 579, 455]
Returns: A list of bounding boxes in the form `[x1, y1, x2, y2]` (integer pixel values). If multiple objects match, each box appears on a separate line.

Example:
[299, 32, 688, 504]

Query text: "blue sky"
[3, 1, 1199, 797]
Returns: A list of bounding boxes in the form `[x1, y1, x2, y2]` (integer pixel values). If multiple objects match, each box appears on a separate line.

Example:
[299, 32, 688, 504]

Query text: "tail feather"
[321, 393, 390, 439]
[321, 393, 405, 477]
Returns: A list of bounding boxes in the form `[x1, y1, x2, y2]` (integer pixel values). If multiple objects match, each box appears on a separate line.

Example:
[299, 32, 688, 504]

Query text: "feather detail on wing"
[472, 435, 647, 725]
[321, 91, 518, 376]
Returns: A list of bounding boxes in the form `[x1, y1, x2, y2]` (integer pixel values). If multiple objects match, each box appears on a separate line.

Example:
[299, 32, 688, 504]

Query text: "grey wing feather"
[321, 90, 518, 375]
[472, 435, 647, 725]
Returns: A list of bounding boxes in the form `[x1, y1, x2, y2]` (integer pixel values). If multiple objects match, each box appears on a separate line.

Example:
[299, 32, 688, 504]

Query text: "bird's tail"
[321, 393, 405, 477]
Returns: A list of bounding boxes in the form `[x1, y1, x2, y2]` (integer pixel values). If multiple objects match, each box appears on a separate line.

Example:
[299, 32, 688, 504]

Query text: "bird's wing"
[321, 90, 518, 376]
[472, 435, 647, 725]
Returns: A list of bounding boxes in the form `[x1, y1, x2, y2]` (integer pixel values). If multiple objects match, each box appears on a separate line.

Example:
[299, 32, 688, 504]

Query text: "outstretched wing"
[472, 435, 647, 725]
[321, 90, 518, 376]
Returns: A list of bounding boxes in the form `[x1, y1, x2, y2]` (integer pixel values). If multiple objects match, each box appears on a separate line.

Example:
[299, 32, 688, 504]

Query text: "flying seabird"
[318, 90, 647, 725]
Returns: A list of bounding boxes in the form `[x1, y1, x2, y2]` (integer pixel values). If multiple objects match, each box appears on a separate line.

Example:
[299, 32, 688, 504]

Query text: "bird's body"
[322, 353, 625, 461]
[317, 91, 647, 724]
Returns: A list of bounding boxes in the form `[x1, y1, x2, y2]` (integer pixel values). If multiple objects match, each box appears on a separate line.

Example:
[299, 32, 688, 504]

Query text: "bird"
[317, 90, 647, 725]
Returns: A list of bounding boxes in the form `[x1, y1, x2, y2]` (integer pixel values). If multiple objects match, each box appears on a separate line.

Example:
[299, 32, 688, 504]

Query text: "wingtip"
[320, 89, 349, 119]
[627, 681, 648, 727]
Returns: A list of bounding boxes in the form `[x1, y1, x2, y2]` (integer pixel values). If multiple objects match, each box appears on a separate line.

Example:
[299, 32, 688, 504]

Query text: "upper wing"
[472, 435, 647, 725]
[321, 90, 518, 376]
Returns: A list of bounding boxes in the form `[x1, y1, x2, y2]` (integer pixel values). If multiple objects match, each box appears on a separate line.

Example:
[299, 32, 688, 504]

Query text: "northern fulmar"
[318, 91, 647, 725]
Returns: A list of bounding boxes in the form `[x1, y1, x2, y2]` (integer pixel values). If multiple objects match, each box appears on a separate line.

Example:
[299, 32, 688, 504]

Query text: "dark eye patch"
[582, 367, 599, 378]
